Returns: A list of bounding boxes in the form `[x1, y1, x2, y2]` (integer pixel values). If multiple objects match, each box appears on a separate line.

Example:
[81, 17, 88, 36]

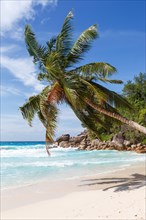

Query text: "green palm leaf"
[90, 81, 132, 110]
[67, 25, 98, 65]
[70, 62, 117, 79]
[19, 86, 50, 126]
[37, 111, 56, 143]
[38, 103, 58, 138]
[80, 78, 108, 102]
[68, 100, 108, 139]
[56, 11, 73, 56]
[45, 51, 64, 80]
[98, 78, 123, 84]
[19, 95, 40, 126]
[63, 86, 81, 110]
[63, 85, 110, 136]
[25, 25, 47, 65]
[47, 37, 57, 53]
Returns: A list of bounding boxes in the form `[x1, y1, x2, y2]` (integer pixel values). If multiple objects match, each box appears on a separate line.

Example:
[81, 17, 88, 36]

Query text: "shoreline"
[1, 162, 146, 219]
[1, 162, 133, 191]
[2, 148, 145, 191]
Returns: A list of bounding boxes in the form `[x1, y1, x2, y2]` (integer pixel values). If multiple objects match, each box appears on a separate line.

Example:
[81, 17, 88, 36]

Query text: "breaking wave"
[1, 142, 145, 189]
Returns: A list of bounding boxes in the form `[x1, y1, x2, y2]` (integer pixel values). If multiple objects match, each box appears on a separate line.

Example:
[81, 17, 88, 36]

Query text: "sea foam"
[1, 142, 145, 189]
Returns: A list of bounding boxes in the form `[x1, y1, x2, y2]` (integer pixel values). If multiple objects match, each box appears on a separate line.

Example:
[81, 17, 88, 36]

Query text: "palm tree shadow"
[79, 173, 146, 192]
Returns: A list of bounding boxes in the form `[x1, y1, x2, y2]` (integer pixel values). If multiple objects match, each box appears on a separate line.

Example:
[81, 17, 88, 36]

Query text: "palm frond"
[19, 86, 51, 127]
[19, 95, 40, 126]
[69, 62, 117, 79]
[97, 78, 123, 84]
[64, 85, 110, 136]
[91, 81, 132, 110]
[67, 25, 98, 65]
[25, 25, 47, 68]
[47, 37, 57, 53]
[37, 72, 54, 82]
[37, 111, 55, 144]
[39, 86, 59, 141]
[63, 86, 80, 109]
[56, 11, 73, 56]
[39, 99, 58, 135]
[67, 100, 108, 140]
[37, 109, 57, 143]
[45, 51, 64, 80]
[82, 105, 110, 130]
[80, 78, 108, 103]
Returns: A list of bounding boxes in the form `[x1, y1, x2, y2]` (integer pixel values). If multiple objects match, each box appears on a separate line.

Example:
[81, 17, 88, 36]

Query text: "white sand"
[1, 164, 146, 220]
[1, 187, 145, 219]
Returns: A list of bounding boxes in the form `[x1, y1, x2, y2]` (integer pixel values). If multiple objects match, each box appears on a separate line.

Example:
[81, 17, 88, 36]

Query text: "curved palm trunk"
[86, 99, 146, 134]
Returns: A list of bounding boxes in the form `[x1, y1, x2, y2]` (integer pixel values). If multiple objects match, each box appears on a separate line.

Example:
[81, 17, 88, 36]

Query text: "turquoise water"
[1, 141, 145, 189]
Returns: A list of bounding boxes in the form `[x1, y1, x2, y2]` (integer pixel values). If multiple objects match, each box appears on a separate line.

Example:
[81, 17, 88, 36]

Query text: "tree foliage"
[97, 73, 146, 143]
[20, 12, 146, 145]
[122, 72, 146, 126]
[121, 73, 146, 143]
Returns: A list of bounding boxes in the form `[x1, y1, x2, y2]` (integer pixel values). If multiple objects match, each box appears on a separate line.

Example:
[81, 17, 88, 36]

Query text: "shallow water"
[1, 141, 145, 189]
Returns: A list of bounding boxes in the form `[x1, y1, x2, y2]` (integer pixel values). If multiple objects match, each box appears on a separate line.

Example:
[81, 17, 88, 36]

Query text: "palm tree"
[20, 11, 146, 153]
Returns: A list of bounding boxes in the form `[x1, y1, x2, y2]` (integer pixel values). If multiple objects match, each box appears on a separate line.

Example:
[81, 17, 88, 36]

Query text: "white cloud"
[1, 55, 44, 92]
[0, 85, 21, 96]
[1, 45, 45, 94]
[37, 0, 58, 7]
[1, 0, 33, 34]
[0, 0, 58, 37]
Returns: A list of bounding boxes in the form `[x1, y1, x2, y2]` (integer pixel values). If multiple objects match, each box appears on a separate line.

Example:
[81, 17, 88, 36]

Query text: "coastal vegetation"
[120, 72, 146, 144]
[90, 72, 146, 144]
[20, 11, 146, 149]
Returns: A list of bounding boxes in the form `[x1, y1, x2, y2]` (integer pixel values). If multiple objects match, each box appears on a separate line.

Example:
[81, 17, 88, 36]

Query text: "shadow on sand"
[79, 173, 146, 192]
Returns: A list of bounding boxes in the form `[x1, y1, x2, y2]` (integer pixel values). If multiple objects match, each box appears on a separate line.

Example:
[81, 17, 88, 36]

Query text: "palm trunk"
[86, 99, 146, 134]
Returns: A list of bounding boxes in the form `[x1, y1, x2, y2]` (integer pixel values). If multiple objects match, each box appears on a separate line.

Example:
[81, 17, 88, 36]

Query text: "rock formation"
[56, 134, 70, 144]
[55, 131, 146, 154]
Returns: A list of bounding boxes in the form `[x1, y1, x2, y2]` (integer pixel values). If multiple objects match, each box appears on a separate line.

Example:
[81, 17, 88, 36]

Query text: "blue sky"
[1, 0, 145, 141]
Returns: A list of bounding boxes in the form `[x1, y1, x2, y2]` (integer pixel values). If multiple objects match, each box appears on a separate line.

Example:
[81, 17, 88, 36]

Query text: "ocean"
[1, 141, 145, 189]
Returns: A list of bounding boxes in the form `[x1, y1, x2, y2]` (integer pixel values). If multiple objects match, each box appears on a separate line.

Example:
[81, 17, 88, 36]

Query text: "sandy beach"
[1, 0, 146, 219]
[1, 163, 146, 220]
